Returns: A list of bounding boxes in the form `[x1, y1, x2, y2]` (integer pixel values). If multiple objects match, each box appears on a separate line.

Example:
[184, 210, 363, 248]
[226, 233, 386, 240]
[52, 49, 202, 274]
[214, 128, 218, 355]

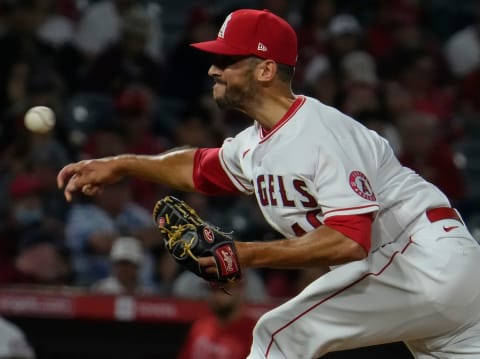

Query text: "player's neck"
[248, 89, 297, 131]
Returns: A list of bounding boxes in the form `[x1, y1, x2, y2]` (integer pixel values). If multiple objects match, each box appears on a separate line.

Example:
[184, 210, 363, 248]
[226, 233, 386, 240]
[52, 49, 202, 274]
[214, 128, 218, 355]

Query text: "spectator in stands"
[355, 110, 402, 156]
[8, 173, 46, 230]
[397, 51, 455, 128]
[0, 0, 56, 110]
[114, 85, 168, 209]
[173, 105, 221, 148]
[35, 0, 75, 49]
[384, 80, 413, 123]
[176, 281, 257, 359]
[64, 179, 158, 286]
[153, 246, 181, 296]
[0, 174, 41, 263]
[444, 1, 480, 78]
[339, 50, 381, 116]
[263, 265, 330, 301]
[73, 0, 163, 62]
[0, 317, 36, 359]
[80, 7, 164, 94]
[302, 55, 340, 106]
[457, 64, 480, 124]
[365, 0, 423, 75]
[0, 226, 70, 286]
[173, 269, 268, 304]
[260, 0, 298, 25]
[295, 0, 336, 87]
[326, 13, 363, 61]
[91, 236, 156, 295]
[397, 111, 466, 204]
[161, 5, 217, 100]
[2, 173, 65, 254]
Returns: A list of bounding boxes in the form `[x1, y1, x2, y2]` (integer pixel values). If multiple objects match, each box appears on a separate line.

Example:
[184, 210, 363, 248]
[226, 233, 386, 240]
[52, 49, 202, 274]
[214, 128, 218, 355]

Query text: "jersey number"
[291, 209, 323, 236]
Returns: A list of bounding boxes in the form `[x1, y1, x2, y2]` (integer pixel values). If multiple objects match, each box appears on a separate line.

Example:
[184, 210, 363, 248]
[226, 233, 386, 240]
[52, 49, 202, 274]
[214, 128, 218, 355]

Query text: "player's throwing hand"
[57, 158, 124, 201]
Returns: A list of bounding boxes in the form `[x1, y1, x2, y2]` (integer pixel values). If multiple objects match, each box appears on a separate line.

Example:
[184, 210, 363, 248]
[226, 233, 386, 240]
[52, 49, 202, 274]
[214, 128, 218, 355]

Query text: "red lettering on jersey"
[268, 175, 278, 206]
[291, 223, 306, 236]
[291, 209, 323, 236]
[278, 176, 295, 207]
[306, 209, 323, 227]
[293, 180, 317, 208]
[349, 171, 376, 201]
[257, 175, 268, 205]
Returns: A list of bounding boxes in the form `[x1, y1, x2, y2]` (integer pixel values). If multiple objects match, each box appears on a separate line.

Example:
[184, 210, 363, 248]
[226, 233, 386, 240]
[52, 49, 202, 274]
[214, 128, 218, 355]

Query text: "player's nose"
[208, 64, 222, 77]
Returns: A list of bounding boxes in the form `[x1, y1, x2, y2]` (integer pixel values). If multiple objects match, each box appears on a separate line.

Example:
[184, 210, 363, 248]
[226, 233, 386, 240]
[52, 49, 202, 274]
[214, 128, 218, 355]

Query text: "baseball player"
[57, 9, 480, 359]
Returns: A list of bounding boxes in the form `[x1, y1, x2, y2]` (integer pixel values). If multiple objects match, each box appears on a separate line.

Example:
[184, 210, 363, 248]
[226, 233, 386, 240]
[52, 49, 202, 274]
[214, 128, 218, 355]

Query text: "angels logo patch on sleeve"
[349, 171, 376, 201]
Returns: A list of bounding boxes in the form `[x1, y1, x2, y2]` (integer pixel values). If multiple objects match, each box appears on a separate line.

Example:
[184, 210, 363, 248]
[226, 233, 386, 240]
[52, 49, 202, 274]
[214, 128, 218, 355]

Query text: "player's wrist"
[234, 241, 254, 268]
[111, 154, 137, 176]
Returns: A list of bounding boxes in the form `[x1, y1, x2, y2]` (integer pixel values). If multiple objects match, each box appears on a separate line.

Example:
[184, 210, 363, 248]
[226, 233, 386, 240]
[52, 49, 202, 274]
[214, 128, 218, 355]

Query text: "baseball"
[24, 106, 56, 134]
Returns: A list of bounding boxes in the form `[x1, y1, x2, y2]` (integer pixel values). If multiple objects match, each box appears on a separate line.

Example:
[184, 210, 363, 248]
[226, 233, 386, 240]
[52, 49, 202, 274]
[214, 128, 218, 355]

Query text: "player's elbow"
[345, 240, 368, 261]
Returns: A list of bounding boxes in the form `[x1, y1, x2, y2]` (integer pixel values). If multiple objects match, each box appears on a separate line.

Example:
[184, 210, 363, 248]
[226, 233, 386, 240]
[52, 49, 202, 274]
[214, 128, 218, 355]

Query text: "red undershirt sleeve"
[193, 148, 241, 195]
[324, 213, 373, 253]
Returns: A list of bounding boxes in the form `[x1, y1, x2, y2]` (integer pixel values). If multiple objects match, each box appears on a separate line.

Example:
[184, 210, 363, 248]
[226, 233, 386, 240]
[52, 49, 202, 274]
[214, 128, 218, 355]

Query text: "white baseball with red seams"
[24, 106, 56, 134]
[218, 95, 480, 358]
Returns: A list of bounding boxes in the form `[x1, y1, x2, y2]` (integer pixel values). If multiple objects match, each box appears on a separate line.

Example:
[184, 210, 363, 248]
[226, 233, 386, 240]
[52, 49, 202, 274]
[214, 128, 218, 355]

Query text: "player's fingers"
[198, 256, 215, 267]
[198, 257, 217, 275]
[57, 164, 76, 189]
[64, 188, 72, 202]
[81, 184, 103, 196]
[57, 161, 88, 189]
[63, 173, 80, 202]
[64, 173, 96, 202]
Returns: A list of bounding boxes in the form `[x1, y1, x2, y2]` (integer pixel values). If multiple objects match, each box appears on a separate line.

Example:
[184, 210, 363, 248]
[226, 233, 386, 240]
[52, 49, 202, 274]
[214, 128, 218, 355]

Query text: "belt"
[426, 207, 463, 225]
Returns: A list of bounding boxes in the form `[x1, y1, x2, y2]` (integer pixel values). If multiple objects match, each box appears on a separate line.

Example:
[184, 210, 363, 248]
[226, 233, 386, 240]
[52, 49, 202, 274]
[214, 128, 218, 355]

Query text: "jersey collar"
[259, 96, 305, 142]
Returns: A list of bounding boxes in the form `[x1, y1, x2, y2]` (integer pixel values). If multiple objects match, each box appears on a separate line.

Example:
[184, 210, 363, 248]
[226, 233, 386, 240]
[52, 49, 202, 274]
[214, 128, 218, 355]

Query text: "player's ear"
[255, 59, 277, 82]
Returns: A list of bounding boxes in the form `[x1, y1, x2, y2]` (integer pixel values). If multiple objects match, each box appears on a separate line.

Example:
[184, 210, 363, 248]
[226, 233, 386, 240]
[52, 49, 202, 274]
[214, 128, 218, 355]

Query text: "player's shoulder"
[223, 120, 259, 146]
[300, 96, 353, 128]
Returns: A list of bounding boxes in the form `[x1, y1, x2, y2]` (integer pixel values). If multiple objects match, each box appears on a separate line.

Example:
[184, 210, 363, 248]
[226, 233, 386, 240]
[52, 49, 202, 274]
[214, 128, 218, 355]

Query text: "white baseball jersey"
[219, 96, 450, 252]
[202, 95, 480, 359]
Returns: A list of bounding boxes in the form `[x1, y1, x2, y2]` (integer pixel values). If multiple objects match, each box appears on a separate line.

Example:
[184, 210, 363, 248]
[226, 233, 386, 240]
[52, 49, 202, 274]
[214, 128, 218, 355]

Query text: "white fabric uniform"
[0, 317, 35, 359]
[219, 96, 480, 358]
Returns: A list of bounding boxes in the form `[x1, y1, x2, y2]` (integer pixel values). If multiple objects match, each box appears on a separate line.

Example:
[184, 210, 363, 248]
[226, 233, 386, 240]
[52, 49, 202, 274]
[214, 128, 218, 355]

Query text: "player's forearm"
[236, 226, 366, 269]
[115, 148, 197, 191]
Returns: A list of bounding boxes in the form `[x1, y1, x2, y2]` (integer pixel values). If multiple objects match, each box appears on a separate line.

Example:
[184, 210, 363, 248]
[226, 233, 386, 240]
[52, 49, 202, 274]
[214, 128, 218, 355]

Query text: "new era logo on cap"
[190, 9, 298, 66]
[257, 42, 267, 51]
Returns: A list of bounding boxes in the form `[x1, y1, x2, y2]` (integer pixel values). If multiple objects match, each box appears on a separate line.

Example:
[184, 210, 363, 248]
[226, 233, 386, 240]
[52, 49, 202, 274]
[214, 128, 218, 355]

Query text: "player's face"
[208, 55, 261, 111]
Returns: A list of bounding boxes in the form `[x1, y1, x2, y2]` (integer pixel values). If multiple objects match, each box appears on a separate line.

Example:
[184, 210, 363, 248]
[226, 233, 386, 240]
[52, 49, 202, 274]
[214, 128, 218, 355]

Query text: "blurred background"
[0, 0, 480, 358]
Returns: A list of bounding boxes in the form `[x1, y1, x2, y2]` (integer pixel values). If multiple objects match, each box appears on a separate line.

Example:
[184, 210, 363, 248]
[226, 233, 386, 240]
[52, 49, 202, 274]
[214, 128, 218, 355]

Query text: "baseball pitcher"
[57, 9, 480, 359]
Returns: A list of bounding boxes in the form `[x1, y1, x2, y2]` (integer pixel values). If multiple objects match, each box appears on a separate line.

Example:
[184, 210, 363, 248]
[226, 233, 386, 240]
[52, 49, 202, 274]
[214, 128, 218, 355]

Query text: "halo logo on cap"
[218, 13, 232, 39]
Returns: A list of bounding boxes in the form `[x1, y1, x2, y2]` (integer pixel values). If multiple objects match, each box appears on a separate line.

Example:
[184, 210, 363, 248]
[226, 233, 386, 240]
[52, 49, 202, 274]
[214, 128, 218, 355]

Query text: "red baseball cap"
[190, 9, 298, 66]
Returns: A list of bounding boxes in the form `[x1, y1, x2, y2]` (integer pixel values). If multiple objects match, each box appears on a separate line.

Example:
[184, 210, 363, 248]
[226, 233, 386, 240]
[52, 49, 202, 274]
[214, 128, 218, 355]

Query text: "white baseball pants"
[247, 219, 480, 359]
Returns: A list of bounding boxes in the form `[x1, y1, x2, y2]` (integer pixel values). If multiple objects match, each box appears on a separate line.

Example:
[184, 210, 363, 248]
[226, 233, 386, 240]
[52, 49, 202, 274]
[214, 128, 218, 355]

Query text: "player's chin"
[214, 97, 231, 110]
[212, 83, 225, 97]
[212, 89, 226, 106]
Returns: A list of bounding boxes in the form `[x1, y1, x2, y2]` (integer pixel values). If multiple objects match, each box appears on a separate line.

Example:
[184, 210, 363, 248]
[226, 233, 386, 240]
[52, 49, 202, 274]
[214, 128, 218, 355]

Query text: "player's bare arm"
[57, 147, 197, 201]
[198, 225, 367, 274]
[238, 226, 367, 268]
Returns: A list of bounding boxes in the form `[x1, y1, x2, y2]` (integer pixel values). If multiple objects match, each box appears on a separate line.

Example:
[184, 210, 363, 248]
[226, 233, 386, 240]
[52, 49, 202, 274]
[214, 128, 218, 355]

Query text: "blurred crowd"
[0, 0, 480, 306]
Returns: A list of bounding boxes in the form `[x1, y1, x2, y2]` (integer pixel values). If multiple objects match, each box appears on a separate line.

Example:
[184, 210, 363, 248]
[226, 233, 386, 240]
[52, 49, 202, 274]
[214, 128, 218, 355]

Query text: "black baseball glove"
[153, 196, 242, 285]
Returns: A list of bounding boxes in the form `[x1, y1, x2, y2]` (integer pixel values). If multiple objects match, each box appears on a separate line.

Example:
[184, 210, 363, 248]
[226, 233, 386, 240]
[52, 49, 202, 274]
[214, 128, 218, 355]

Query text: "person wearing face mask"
[0, 173, 68, 284]
[0, 174, 46, 264]
[8, 174, 45, 228]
